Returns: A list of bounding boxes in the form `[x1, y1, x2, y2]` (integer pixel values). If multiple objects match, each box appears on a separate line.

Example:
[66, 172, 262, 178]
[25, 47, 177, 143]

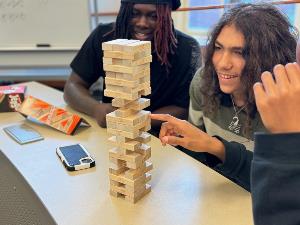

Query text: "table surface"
[0, 81, 253, 225]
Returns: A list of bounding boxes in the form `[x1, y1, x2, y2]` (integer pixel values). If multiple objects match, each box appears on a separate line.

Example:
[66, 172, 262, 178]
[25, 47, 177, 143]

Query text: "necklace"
[228, 95, 247, 134]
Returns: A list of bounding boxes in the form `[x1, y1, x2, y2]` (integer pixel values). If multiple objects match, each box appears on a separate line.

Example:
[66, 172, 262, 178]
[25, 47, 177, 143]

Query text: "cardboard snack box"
[0, 85, 26, 112]
[18, 95, 89, 135]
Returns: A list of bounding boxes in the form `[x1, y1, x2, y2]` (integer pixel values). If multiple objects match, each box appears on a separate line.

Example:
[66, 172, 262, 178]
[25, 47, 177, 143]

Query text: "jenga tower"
[102, 39, 153, 203]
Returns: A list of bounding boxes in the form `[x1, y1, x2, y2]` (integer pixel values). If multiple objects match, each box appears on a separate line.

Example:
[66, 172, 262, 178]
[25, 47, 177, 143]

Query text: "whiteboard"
[0, 0, 91, 50]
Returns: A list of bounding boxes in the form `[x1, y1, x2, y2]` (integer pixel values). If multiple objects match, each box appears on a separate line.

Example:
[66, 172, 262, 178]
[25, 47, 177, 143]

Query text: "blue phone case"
[56, 144, 95, 171]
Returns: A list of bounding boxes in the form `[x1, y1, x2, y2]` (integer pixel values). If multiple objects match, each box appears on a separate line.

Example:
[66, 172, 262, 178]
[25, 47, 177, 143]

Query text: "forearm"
[64, 81, 100, 117]
[199, 136, 252, 191]
[64, 81, 113, 127]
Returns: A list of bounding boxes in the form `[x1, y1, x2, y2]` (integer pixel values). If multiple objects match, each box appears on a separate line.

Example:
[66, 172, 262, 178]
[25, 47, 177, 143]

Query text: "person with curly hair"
[151, 3, 298, 191]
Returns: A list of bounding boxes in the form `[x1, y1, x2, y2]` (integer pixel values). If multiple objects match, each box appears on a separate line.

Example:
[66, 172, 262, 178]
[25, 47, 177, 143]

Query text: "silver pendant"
[228, 115, 241, 134]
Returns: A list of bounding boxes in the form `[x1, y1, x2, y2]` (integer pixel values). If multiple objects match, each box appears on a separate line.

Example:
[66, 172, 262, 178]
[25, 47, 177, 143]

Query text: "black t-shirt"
[70, 22, 201, 112]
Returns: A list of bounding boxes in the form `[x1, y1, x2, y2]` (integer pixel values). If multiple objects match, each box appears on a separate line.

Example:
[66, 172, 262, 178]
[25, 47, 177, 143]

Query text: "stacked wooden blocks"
[102, 39, 153, 203]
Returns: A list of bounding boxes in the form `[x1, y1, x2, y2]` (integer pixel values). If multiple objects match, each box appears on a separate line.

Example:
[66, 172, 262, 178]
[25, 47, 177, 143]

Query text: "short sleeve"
[70, 24, 111, 85]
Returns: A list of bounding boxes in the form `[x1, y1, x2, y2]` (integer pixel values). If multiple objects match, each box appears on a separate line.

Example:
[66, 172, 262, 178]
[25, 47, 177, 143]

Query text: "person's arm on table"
[252, 63, 300, 225]
[150, 113, 226, 160]
[63, 72, 115, 128]
[151, 113, 253, 190]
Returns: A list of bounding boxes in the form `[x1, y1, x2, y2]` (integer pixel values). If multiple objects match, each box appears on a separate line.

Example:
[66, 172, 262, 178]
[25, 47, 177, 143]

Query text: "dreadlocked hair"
[154, 4, 177, 72]
[114, 2, 134, 38]
[112, 2, 177, 73]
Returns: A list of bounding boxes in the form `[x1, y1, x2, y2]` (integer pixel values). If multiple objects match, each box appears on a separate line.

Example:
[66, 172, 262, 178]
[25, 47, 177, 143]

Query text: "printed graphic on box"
[18, 95, 90, 135]
[0, 85, 26, 112]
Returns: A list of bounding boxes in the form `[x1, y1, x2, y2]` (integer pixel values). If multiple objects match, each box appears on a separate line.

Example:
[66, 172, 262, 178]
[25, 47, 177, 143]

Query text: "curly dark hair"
[113, 2, 177, 72]
[200, 3, 298, 136]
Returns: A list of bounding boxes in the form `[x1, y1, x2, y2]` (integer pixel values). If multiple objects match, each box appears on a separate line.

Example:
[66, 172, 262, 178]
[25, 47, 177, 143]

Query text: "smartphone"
[56, 144, 95, 171]
[3, 124, 44, 145]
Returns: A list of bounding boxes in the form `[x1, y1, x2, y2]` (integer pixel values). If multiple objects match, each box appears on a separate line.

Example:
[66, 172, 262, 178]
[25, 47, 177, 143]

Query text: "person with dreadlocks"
[151, 3, 298, 191]
[63, 0, 201, 134]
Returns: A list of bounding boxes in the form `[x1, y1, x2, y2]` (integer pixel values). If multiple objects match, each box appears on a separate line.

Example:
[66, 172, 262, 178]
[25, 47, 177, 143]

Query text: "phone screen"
[59, 144, 88, 166]
[56, 144, 95, 171]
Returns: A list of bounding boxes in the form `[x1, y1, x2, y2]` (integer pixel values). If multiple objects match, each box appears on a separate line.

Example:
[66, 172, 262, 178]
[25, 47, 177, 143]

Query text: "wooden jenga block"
[105, 71, 116, 78]
[111, 183, 151, 203]
[139, 82, 151, 90]
[103, 39, 150, 53]
[105, 77, 139, 88]
[110, 146, 127, 155]
[114, 68, 150, 81]
[109, 131, 151, 145]
[125, 177, 151, 196]
[106, 110, 150, 126]
[109, 172, 151, 189]
[110, 179, 121, 188]
[106, 122, 147, 138]
[135, 143, 151, 157]
[102, 39, 127, 51]
[107, 127, 141, 139]
[139, 74, 150, 83]
[128, 174, 151, 191]
[107, 82, 149, 94]
[125, 184, 151, 203]
[132, 55, 152, 66]
[103, 63, 150, 75]
[110, 189, 123, 198]
[103, 57, 113, 65]
[110, 182, 145, 197]
[135, 132, 151, 143]
[103, 55, 152, 67]
[140, 118, 151, 132]
[112, 40, 140, 51]
[125, 161, 143, 169]
[109, 147, 143, 165]
[108, 136, 141, 151]
[103, 50, 149, 60]
[106, 82, 150, 98]
[125, 161, 153, 179]
[109, 157, 126, 170]
[102, 39, 139, 51]
[109, 181, 151, 203]
[115, 135, 127, 143]
[139, 86, 151, 96]
[109, 167, 128, 175]
[104, 89, 140, 101]
[111, 98, 133, 108]
[112, 132, 150, 143]
[114, 108, 137, 117]
[107, 117, 150, 136]
[126, 98, 150, 110]
[107, 120, 150, 139]
[122, 41, 151, 53]
[105, 84, 129, 93]
[109, 166, 127, 175]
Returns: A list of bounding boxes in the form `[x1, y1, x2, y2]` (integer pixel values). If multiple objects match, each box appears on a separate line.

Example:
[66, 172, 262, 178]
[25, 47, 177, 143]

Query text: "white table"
[0, 82, 253, 225]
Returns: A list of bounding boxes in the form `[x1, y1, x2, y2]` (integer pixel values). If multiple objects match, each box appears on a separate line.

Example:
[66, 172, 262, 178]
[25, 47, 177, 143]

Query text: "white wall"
[97, 0, 119, 23]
